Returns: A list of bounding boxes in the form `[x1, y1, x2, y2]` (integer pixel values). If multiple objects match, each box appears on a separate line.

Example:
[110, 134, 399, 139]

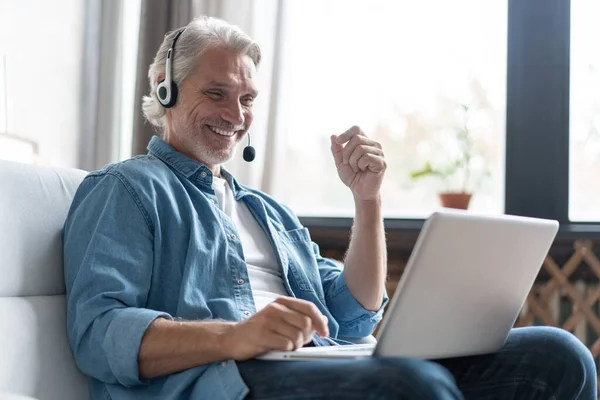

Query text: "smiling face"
[162, 46, 258, 175]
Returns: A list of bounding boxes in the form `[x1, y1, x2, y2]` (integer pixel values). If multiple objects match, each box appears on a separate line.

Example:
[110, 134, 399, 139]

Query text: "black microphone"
[243, 133, 256, 162]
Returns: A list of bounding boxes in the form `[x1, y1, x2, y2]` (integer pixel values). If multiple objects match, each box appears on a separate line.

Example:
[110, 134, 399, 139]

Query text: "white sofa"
[0, 160, 376, 400]
[0, 160, 89, 400]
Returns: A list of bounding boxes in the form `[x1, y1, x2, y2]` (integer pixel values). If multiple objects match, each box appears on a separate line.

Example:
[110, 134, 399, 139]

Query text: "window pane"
[569, 0, 600, 221]
[274, 0, 506, 218]
[1, 53, 37, 163]
[0, 0, 84, 167]
[0, 135, 37, 164]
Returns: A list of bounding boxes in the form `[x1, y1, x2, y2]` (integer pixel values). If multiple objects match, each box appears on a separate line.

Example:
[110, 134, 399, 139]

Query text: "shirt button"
[237, 279, 244, 285]
[200, 171, 207, 178]
[209, 199, 215, 205]
[230, 234, 237, 240]
[221, 361, 227, 367]
[243, 310, 251, 316]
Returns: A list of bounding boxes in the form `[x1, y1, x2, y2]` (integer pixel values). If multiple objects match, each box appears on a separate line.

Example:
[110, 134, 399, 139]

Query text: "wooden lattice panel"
[515, 239, 600, 396]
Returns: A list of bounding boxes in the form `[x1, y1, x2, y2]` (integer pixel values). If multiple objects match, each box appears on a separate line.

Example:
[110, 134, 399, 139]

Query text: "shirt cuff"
[103, 308, 172, 387]
[326, 270, 389, 337]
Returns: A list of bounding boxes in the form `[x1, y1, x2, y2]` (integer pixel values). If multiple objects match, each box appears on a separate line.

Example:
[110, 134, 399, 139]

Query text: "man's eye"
[207, 91, 224, 99]
[241, 97, 254, 106]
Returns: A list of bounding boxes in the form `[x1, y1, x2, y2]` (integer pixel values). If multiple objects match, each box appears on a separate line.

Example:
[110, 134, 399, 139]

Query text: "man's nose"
[220, 100, 245, 127]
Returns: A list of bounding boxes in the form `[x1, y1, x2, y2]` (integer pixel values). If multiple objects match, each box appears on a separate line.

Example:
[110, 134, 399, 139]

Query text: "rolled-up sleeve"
[314, 244, 389, 338]
[63, 172, 172, 387]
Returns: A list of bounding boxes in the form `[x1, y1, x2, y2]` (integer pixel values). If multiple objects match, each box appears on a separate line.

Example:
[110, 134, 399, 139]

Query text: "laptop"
[258, 209, 559, 361]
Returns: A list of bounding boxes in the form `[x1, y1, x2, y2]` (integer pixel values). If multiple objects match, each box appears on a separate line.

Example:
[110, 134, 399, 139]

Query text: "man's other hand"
[223, 297, 329, 361]
[330, 125, 387, 202]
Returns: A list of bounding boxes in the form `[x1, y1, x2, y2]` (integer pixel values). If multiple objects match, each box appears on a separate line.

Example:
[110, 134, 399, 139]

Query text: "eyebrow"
[206, 81, 259, 97]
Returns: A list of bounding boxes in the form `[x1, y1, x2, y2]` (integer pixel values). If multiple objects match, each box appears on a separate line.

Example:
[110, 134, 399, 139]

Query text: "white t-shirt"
[212, 176, 289, 311]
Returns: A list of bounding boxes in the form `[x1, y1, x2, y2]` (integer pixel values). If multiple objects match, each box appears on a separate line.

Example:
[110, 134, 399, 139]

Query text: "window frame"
[505, 0, 570, 224]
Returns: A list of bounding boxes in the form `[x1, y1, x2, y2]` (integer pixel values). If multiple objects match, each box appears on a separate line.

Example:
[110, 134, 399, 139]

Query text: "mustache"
[199, 117, 246, 131]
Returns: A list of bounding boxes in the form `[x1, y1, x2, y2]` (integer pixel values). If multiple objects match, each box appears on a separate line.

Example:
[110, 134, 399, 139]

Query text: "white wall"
[0, 0, 84, 168]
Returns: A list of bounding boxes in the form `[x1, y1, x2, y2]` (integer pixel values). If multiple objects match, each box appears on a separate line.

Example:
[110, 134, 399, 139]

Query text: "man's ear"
[156, 73, 166, 85]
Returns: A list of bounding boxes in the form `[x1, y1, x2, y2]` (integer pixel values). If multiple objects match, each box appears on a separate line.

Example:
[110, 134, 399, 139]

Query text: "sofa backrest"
[0, 160, 89, 400]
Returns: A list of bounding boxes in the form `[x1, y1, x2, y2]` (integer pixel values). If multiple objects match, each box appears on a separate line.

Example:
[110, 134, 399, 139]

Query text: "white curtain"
[79, 0, 126, 171]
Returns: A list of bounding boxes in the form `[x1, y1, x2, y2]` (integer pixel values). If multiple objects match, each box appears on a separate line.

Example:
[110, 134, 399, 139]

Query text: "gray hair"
[142, 16, 261, 129]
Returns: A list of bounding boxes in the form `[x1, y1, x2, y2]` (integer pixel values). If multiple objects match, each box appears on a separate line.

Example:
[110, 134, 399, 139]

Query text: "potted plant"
[410, 105, 488, 210]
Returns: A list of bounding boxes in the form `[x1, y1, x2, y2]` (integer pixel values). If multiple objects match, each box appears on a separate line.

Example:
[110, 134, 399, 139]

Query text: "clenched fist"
[330, 125, 387, 202]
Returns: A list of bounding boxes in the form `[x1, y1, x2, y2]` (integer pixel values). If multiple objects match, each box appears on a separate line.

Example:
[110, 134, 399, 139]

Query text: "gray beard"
[189, 122, 239, 166]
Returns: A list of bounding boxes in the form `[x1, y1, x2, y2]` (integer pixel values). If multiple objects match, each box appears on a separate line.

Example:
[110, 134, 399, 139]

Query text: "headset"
[156, 29, 185, 108]
[156, 28, 256, 162]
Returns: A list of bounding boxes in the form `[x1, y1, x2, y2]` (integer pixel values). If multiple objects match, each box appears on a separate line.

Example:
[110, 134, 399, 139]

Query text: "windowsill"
[299, 216, 423, 231]
[557, 223, 600, 238]
[299, 216, 600, 239]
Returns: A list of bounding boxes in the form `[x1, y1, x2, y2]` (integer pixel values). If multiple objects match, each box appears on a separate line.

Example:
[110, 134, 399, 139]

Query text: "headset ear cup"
[160, 81, 178, 108]
[156, 80, 178, 108]
[157, 84, 166, 103]
[165, 81, 178, 108]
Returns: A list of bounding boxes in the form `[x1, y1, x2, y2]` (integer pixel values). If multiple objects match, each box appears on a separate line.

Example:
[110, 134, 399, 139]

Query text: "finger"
[330, 135, 344, 166]
[274, 298, 328, 338]
[274, 297, 329, 337]
[357, 153, 387, 173]
[335, 125, 365, 145]
[263, 330, 295, 352]
[269, 319, 306, 350]
[266, 302, 315, 345]
[348, 145, 384, 172]
[341, 135, 382, 165]
[280, 310, 316, 343]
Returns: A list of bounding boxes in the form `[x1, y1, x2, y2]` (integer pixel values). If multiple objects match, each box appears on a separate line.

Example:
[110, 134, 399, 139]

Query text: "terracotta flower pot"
[438, 192, 472, 210]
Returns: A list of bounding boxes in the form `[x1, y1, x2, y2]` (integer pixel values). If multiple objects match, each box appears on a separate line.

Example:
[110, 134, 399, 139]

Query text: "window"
[0, 0, 84, 167]
[0, 135, 37, 164]
[569, 0, 600, 221]
[275, 0, 507, 218]
[0, 56, 37, 163]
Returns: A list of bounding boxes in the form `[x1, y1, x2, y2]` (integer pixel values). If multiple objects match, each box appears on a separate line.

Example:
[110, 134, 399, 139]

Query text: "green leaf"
[410, 162, 448, 180]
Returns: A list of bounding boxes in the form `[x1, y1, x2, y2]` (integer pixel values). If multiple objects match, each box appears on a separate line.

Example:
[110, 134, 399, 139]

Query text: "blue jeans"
[237, 327, 597, 399]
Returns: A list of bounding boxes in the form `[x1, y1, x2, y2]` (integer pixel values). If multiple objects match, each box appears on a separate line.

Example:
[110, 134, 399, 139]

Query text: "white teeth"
[208, 126, 236, 137]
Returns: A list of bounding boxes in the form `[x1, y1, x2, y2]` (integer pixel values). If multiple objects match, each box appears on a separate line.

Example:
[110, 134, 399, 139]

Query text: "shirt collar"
[147, 135, 247, 196]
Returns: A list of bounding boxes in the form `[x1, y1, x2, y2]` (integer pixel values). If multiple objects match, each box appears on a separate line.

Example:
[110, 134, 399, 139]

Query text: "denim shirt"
[62, 136, 388, 400]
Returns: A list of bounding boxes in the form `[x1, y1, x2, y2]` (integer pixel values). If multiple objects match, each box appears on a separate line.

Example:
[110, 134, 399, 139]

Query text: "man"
[63, 16, 596, 400]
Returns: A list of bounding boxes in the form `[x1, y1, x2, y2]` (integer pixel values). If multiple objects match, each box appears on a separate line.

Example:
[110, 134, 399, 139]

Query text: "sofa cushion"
[0, 296, 89, 400]
[0, 160, 87, 297]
